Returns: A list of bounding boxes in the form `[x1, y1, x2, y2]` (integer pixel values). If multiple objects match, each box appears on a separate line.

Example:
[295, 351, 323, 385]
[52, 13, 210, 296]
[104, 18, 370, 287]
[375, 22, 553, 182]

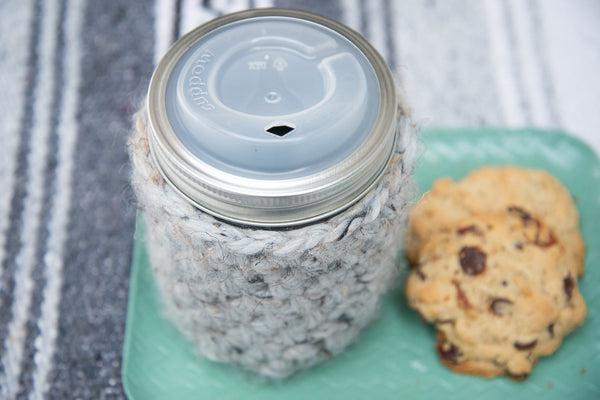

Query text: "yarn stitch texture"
[129, 106, 417, 378]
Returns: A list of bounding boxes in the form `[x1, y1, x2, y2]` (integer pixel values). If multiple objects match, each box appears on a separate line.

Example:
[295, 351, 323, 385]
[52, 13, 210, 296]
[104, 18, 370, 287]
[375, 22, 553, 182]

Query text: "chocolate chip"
[415, 267, 427, 281]
[514, 242, 524, 250]
[563, 275, 574, 300]
[534, 231, 558, 248]
[547, 323, 555, 338]
[452, 280, 472, 309]
[457, 225, 483, 236]
[510, 208, 558, 248]
[436, 341, 461, 363]
[514, 339, 538, 350]
[489, 297, 513, 316]
[507, 371, 530, 381]
[458, 246, 486, 275]
[507, 206, 533, 223]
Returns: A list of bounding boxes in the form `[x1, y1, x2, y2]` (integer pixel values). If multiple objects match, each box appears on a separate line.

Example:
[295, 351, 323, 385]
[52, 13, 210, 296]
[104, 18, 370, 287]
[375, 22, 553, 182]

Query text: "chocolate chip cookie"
[404, 167, 587, 379]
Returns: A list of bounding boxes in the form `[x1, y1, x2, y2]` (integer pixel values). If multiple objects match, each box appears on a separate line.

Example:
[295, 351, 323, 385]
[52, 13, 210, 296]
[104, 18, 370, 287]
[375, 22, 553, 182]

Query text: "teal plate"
[122, 128, 600, 400]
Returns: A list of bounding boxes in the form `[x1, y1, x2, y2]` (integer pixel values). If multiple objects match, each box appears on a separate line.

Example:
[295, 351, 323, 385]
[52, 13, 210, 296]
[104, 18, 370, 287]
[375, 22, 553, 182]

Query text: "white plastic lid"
[148, 9, 398, 227]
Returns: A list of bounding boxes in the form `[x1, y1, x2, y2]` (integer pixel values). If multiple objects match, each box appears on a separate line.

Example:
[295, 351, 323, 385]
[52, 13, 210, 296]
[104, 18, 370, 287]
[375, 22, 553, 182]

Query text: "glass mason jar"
[129, 8, 416, 378]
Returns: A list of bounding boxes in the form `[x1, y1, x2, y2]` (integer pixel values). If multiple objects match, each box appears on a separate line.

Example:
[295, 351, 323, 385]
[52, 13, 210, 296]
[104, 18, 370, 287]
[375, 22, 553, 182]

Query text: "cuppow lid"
[147, 8, 398, 227]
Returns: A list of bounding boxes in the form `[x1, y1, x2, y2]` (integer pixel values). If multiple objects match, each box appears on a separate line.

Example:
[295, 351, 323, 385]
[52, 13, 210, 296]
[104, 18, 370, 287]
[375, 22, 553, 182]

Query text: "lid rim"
[149, 127, 399, 228]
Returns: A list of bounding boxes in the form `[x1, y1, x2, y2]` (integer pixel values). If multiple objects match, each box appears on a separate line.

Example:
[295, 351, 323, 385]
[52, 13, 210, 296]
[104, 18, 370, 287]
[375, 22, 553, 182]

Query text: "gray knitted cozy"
[129, 105, 417, 378]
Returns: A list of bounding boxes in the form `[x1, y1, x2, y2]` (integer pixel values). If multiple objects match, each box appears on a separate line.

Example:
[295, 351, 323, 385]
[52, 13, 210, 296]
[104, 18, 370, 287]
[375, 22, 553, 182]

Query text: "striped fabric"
[0, 0, 597, 398]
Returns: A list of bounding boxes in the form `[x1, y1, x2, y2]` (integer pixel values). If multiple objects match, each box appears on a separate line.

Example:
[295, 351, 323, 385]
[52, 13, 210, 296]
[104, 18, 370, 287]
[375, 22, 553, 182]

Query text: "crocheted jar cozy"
[129, 105, 416, 377]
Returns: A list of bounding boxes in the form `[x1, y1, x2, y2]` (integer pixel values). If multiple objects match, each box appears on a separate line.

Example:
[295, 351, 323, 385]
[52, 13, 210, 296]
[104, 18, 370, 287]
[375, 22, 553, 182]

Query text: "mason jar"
[129, 8, 416, 378]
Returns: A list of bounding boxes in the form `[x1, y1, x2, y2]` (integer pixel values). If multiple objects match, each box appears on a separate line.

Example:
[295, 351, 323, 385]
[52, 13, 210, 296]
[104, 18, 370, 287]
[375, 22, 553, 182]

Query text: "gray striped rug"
[0, 0, 597, 398]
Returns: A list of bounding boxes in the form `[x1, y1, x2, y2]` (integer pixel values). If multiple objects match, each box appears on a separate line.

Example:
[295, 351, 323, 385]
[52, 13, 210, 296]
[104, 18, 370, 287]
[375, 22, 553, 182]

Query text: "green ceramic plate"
[122, 128, 600, 400]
